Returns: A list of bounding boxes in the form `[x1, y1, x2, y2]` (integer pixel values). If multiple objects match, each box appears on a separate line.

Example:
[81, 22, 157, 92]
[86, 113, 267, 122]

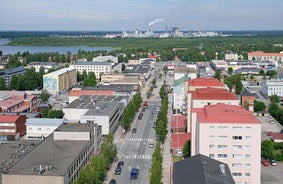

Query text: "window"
[209, 135, 215, 140]
[233, 145, 242, 150]
[233, 136, 242, 140]
[233, 126, 242, 131]
[218, 136, 228, 140]
[218, 145, 227, 149]
[37, 127, 42, 131]
[246, 127, 251, 131]
[218, 126, 228, 131]
[245, 164, 251, 168]
[28, 127, 33, 131]
[218, 154, 227, 159]
[209, 154, 214, 158]
[209, 126, 215, 131]
[245, 136, 251, 141]
[232, 163, 242, 168]
[245, 173, 251, 177]
[245, 154, 251, 158]
[246, 145, 251, 150]
[209, 145, 215, 149]
[232, 173, 242, 177]
[233, 154, 242, 159]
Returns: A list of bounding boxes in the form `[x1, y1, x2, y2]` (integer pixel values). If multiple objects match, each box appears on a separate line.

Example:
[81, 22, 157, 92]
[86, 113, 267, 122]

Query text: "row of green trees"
[77, 71, 97, 87]
[40, 109, 64, 118]
[149, 142, 163, 184]
[268, 94, 283, 126]
[74, 134, 117, 184]
[121, 92, 142, 130]
[155, 82, 169, 143]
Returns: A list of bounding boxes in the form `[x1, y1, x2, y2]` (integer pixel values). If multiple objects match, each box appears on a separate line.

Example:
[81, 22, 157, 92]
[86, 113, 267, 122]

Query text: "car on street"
[153, 121, 156, 128]
[138, 113, 143, 119]
[149, 143, 154, 148]
[115, 166, 122, 175]
[109, 179, 117, 184]
[132, 128, 137, 133]
[118, 161, 124, 167]
[261, 160, 269, 166]
[270, 160, 277, 166]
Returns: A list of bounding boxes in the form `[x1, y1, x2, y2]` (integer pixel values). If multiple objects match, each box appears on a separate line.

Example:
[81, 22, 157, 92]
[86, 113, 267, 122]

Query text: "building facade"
[225, 52, 238, 61]
[43, 68, 77, 95]
[0, 66, 27, 87]
[0, 114, 26, 141]
[70, 61, 112, 77]
[191, 104, 261, 184]
[261, 79, 283, 97]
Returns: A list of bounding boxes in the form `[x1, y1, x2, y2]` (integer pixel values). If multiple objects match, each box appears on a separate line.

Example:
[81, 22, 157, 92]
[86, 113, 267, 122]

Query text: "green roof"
[173, 76, 191, 87]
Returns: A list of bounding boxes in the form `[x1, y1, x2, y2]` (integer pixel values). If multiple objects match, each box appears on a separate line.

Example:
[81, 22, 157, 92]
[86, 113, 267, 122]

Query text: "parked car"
[261, 160, 269, 166]
[270, 160, 277, 166]
[267, 131, 272, 136]
[118, 161, 124, 167]
[153, 121, 156, 128]
[115, 166, 122, 175]
[109, 179, 117, 184]
[132, 128, 137, 133]
[149, 143, 154, 148]
[138, 113, 143, 119]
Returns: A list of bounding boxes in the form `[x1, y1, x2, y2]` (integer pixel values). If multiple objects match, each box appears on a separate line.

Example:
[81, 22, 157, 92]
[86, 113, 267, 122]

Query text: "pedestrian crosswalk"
[120, 153, 152, 160]
[129, 138, 154, 142]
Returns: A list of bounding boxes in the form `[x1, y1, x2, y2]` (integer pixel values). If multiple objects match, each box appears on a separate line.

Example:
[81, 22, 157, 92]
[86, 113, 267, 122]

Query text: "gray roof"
[125, 64, 151, 74]
[67, 95, 127, 109]
[0, 66, 27, 76]
[85, 84, 135, 92]
[73, 61, 112, 66]
[173, 154, 235, 184]
[26, 118, 64, 127]
[234, 67, 261, 73]
[6, 123, 95, 176]
[84, 101, 122, 116]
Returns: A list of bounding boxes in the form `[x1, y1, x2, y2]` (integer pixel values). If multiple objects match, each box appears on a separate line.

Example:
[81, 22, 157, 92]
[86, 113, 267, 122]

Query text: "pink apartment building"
[191, 104, 261, 184]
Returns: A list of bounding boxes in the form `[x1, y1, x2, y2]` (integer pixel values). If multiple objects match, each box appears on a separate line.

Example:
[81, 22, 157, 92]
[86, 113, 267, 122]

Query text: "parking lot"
[256, 114, 283, 183]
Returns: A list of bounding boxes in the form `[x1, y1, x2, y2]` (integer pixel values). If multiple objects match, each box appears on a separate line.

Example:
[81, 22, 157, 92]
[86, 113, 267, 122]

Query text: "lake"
[0, 39, 113, 55]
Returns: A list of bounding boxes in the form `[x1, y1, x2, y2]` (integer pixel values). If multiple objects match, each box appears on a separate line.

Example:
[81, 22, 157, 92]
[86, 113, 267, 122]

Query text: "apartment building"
[0, 66, 27, 87]
[43, 67, 77, 95]
[69, 61, 112, 77]
[0, 114, 26, 141]
[248, 51, 283, 67]
[225, 51, 238, 61]
[191, 104, 261, 184]
[261, 78, 283, 97]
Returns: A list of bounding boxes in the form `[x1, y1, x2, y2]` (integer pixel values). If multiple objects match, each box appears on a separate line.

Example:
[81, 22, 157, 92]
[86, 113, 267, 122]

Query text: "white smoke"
[148, 18, 164, 26]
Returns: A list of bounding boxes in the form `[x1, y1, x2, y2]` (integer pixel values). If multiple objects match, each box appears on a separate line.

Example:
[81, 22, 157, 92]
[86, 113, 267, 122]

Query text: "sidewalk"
[161, 90, 173, 184]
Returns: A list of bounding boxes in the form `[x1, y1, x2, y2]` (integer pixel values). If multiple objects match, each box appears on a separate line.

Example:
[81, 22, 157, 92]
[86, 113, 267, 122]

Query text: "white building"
[43, 67, 77, 95]
[225, 52, 238, 61]
[92, 55, 118, 63]
[25, 118, 64, 140]
[172, 76, 190, 114]
[70, 61, 112, 77]
[63, 95, 126, 135]
[261, 78, 283, 97]
[191, 104, 261, 184]
[28, 62, 59, 73]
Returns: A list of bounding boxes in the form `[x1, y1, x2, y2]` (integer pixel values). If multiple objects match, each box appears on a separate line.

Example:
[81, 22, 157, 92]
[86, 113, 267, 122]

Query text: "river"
[0, 39, 113, 55]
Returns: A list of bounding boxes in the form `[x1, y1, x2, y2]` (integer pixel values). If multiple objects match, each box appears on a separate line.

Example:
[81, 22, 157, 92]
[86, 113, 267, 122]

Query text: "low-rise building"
[28, 62, 59, 73]
[70, 61, 112, 77]
[261, 79, 283, 97]
[248, 51, 283, 67]
[92, 55, 118, 63]
[0, 66, 27, 87]
[63, 95, 126, 135]
[2, 123, 102, 184]
[25, 118, 64, 140]
[224, 51, 238, 61]
[210, 60, 227, 71]
[124, 64, 151, 80]
[172, 76, 190, 114]
[43, 67, 77, 95]
[0, 91, 40, 113]
[0, 114, 26, 141]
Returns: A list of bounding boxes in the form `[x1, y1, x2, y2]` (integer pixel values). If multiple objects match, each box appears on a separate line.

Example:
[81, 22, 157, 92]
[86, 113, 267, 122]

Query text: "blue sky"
[0, 0, 282, 31]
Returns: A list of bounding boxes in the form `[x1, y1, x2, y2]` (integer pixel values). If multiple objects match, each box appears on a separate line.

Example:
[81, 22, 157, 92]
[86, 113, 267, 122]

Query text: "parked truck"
[130, 168, 139, 179]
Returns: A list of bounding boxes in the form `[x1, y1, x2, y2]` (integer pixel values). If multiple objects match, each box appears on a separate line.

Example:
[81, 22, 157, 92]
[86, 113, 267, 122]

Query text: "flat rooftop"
[84, 101, 122, 116]
[5, 123, 94, 176]
[67, 95, 126, 109]
[84, 84, 135, 92]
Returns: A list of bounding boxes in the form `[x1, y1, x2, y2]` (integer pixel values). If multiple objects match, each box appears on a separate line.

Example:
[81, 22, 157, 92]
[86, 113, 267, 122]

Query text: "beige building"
[69, 61, 112, 77]
[2, 123, 102, 184]
[191, 104, 261, 184]
[43, 67, 77, 95]
[100, 74, 143, 86]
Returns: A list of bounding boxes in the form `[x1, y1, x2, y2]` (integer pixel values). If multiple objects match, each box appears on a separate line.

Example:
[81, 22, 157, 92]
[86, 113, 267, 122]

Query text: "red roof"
[148, 55, 158, 59]
[197, 103, 260, 124]
[187, 78, 224, 87]
[272, 133, 283, 140]
[248, 51, 283, 57]
[171, 115, 187, 129]
[189, 87, 237, 100]
[0, 115, 20, 122]
[171, 133, 191, 148]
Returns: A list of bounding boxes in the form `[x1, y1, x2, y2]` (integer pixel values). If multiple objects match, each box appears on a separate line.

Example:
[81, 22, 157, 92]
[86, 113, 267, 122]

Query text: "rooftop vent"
[219, 164, 226, 176]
